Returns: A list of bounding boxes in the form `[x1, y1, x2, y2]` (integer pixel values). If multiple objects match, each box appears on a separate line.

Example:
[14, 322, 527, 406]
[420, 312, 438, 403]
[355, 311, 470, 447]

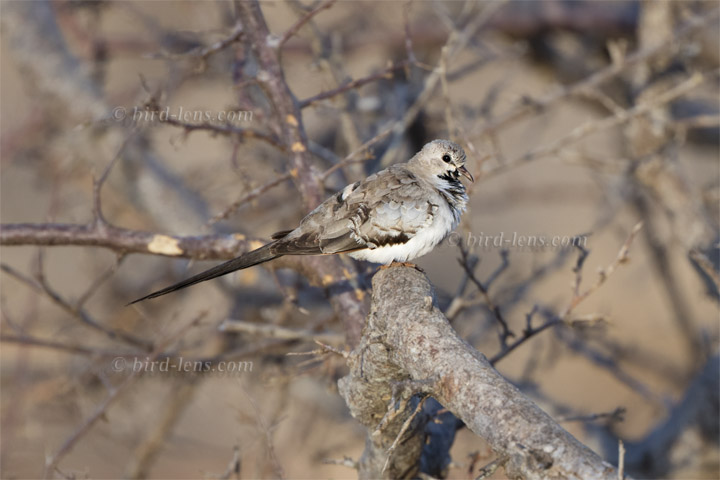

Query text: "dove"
[129, 139, 473, 304]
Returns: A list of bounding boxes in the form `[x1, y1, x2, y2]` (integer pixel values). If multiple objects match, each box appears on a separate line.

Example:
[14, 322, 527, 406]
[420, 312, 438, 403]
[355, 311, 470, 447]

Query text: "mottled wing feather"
[273, 166, 435, 255]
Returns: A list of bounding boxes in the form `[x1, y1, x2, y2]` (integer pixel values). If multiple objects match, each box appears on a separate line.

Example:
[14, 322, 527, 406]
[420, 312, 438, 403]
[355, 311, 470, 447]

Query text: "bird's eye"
[442, 154, 452, 163]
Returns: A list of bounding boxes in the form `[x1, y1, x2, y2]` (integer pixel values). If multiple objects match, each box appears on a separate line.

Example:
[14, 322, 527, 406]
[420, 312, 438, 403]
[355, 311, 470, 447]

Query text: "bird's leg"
[395, 261, 416, 268]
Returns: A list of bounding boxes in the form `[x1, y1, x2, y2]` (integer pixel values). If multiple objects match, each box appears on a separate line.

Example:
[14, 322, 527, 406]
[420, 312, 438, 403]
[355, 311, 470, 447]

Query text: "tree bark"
[339, 266, 620, 479]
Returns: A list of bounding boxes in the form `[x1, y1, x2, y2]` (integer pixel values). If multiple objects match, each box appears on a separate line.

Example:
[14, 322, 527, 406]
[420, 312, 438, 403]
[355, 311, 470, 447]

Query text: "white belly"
[347, 201, 457, 264]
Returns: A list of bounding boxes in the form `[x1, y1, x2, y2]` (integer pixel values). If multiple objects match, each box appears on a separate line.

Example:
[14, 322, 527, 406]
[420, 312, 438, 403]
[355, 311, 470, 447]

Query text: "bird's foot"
[379, 261, 425, 272]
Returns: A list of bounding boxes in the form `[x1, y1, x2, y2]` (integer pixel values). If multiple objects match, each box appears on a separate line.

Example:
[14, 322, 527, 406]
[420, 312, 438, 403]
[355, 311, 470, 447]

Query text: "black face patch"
[437, 171, 467, 209]
[438, 170, 460, 183]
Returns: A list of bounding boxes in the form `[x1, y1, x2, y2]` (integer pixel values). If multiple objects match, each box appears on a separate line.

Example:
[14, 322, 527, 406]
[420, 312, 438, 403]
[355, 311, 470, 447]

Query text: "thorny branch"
[236, 0, 366, 346]
[2, 1, 717, 478]
[560, 222, 643, 320]
[1, 261, 150, 349]
[156, 115, 283, 149]
[457, 246, 514, 347]
[42, 312, 207, 479]
[469, 8, 720, 142]
[483, 71, 713, 179]
[278, 0, 337, 50]
[298, 60, 410, 109]
[145, 21, 244, 61]
[488, 222, 643, 365]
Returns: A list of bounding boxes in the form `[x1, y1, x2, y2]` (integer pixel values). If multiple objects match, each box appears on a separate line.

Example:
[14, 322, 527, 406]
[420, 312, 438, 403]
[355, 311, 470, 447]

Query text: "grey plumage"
[129, 139, 472, 304]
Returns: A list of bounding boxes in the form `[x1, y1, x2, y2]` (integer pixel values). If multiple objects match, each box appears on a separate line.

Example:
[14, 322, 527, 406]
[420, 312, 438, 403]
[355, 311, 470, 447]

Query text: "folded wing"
[273, 166, 436, 255]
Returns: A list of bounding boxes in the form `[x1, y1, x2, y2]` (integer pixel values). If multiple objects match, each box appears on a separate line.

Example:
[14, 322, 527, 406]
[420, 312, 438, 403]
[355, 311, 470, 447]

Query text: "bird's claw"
[379, 261, 425, 273]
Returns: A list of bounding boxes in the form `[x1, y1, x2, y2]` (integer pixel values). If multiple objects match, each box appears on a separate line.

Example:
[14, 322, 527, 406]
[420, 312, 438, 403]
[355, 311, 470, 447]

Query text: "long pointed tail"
[127, 243, 279, 305]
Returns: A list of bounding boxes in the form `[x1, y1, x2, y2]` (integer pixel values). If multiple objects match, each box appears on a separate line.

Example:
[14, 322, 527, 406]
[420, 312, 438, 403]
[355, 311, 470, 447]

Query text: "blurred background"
[1, 1, 718, 478]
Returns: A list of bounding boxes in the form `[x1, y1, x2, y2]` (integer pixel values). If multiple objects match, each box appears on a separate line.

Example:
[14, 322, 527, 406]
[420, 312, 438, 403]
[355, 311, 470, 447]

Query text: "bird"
[129, 139, 473, 304]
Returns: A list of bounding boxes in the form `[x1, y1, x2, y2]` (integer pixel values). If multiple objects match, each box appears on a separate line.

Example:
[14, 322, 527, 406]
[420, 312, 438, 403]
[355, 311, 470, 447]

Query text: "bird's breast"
[347, 200, 456, 264]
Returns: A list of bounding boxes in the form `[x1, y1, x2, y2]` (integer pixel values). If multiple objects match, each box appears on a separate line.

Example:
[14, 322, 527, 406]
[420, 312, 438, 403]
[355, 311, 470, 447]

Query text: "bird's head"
[410, 139, 474, 184]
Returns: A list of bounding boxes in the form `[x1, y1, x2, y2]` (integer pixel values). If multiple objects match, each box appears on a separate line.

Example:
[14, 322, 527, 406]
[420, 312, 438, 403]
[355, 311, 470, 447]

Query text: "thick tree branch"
[0, 222, 254, 260]
[339, 267, 620, 480]
[0, 222, 364, 307]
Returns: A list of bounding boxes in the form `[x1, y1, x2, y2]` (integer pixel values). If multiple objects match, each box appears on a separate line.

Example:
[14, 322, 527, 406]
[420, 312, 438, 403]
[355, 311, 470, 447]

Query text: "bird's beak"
[458, 165, 474, 182]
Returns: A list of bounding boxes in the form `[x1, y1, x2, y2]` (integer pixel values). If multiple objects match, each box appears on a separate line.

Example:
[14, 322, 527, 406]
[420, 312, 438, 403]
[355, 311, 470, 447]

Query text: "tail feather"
[128, 243, 279, 305]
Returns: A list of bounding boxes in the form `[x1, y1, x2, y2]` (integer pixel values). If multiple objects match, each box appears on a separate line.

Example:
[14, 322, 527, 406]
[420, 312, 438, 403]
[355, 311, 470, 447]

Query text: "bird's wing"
[273, 166, 438, 255]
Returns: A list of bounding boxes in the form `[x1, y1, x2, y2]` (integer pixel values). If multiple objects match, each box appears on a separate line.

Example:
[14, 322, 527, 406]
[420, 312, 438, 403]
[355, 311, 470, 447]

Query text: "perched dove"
[129, 139, 473, 304]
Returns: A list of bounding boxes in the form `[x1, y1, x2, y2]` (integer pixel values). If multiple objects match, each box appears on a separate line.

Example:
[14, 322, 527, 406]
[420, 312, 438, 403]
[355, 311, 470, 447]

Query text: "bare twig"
[237, 0, 366, 346]
[379, 2, 506, 167]
[298, 60, 409, 108]
[559, 222, 643, 320]
[470, 9, 720, 141]
[439, 45, 456, 138]
[312, 339, 349, 357]
[485, 72, 709, 180]
[219, 318, 343, 344]
[210, 125, 396, 225]
[458, 246, 514, 347]
[0, 262, 150, 349]
[322, 456, 358, 470]
[319, 126, 394, 181]
[489, 310, 561, 365]
[76, 254, 126, 309]
[489, 223, 643, 365]
[689, 248, 720, 292]
[92, 133, 134, 224]
[161, 116, 283, 149]
[1, 334, 136, 358]
[555, 323, 665, 405]
[125, 378, 201, 479]
[196, 22, 244, 59]
[145, 21, 244, 61]
[475, 456, 508, 480]
[207, 172, 292, 225]
[278, 0, 336, 50]
[485, 249, 510, 288]
[43, 312, 207, 478]
[215, 446, 241, 480]
[558, 407, 626, 424]
[242, 386, 286, 479]
[401, 2, 419, 67]
[382, 395, 429, 474]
